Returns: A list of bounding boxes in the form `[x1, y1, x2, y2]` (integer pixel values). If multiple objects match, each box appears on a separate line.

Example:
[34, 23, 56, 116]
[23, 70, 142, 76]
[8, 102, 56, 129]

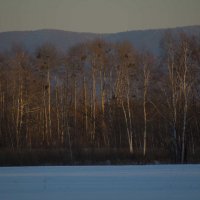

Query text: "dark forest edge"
[1, 148, 199, 166]
[0, 31, 200, 166]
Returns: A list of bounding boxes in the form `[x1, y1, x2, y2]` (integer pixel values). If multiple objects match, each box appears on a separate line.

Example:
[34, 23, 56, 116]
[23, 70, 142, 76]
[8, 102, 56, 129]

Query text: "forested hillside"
[0, 26, 200, 55]
[0, 31, 200, 165]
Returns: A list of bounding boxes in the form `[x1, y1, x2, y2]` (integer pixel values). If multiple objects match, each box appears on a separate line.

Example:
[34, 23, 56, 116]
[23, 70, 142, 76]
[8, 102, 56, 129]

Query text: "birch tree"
[114, 42, 137, 153]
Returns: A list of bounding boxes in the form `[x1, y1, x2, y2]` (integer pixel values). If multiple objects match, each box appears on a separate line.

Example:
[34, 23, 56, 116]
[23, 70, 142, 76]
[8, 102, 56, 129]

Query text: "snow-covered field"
[0, 165, 200, 200]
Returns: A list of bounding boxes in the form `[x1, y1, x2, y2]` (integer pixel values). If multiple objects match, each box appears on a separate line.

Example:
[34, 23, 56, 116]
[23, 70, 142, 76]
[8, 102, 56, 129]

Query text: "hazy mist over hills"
[0, 25, 200, 55]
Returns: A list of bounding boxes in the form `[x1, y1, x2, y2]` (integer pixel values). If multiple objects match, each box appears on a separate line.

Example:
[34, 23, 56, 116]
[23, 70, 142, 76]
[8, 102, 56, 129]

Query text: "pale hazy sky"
[0, 0, 200, 33]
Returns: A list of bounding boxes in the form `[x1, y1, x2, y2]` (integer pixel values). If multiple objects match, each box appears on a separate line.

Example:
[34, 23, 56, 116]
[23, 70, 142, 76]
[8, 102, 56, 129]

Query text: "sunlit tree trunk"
[165, 34, 179, 162]
[55, 78, 60, 143]
[83, 76, 88, 135]
[74, 76, 77, 135]
[92, 64, 96, 141]
[47, 68, 52, 144]
[143, 63, 150, 156]
[181, 41, 191, 163]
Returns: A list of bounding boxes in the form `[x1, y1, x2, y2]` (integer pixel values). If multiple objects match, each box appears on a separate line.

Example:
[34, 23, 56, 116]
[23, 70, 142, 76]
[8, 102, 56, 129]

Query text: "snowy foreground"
[0, 165, 200, 200]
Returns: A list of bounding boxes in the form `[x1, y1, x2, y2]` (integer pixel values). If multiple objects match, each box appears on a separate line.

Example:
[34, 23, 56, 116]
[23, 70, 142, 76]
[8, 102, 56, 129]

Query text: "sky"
[0, 0, 200, 33]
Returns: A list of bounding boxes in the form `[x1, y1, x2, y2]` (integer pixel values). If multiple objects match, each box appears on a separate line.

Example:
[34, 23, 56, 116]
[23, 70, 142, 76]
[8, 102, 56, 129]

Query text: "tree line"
[0, 32, 200, 165]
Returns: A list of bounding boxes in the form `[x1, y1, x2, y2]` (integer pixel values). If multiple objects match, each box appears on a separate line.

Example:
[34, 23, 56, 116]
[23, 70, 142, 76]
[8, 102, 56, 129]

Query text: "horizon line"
[0, 24, 200, 35]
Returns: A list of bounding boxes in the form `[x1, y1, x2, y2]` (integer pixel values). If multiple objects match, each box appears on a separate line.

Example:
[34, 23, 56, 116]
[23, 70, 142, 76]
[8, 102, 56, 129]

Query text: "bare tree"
[114, 42, 137, 153]
[141, 53, 152, 156]
[35, 43, 59, 145]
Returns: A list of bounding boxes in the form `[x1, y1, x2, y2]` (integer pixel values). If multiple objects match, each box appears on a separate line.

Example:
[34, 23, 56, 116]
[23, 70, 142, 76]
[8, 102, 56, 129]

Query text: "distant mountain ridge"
[0, 26, 200, 55]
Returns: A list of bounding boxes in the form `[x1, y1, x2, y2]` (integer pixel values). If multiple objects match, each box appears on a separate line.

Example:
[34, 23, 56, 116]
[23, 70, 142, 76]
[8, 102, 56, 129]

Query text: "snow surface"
[0, 165, 200, 200]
